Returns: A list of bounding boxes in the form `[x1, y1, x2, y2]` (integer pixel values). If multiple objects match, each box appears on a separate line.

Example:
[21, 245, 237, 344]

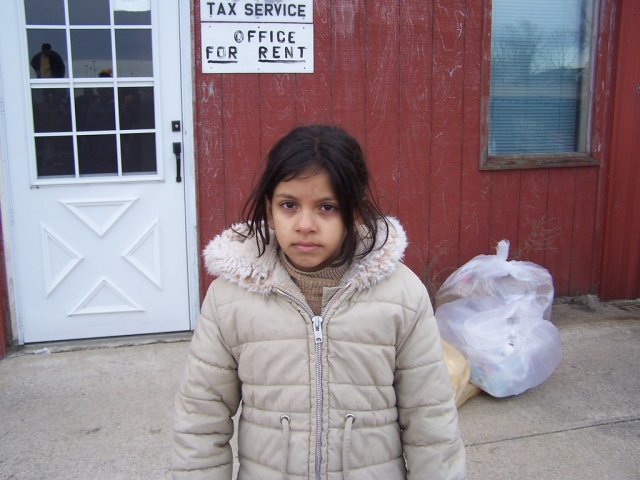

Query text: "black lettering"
[259, 30, 266, 42]
[245, 4, 253, 15]
[298, 46, 306, 58]
[207, 3, 215, 16]
[288, 4, 297, 15]
[277, 31, 285, 43]
[285, 46, 293, 58]
[217, 3, 226, 15]
[299, 5, 305, 17]
[259, 46, 268, 59]
[288, 32, 296, 44]
[255, 3, 263, 15]
[264, 3, 273, 15]
[206, 45, 239, 64]
[274, 4, 283, 15]
[247, 30, 256, 42]
[273, 46, 280, 59]
[227, 3, 236, 14]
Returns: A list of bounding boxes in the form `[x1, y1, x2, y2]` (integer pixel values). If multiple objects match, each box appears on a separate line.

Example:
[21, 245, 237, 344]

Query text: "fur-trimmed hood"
[203, 216, 408, 295]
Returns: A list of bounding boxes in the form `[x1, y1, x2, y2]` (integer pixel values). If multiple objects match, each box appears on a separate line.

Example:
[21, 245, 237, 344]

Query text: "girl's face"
[266, 169, 347, 272]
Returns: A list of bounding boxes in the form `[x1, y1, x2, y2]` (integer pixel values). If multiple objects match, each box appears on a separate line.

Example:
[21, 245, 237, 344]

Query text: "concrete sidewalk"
[0, 299, 638, 479]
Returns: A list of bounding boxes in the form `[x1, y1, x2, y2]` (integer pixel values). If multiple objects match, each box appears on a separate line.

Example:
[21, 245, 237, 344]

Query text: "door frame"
[0, 0, 199, 345]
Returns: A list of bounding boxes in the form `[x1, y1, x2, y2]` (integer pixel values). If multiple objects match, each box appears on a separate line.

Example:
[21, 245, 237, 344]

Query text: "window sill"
[480, 153, 599, 171]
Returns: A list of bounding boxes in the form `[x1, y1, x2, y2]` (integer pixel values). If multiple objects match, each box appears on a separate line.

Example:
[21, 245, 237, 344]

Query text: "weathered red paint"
[191, 0, 626, 302]
[0, 0, 632, 351]
[0, 214, 9, 358]
[600, 0, 640, 300]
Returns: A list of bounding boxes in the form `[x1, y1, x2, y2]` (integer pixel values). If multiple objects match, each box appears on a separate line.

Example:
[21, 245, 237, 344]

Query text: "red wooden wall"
[0, 213, 9, 358]
[192, 0, 618, 299]
[600, 0, 640, 301]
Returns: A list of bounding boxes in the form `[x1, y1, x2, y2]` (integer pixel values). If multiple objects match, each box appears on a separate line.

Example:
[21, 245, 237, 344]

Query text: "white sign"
[201, 23, 313, 73]
[114, 0, 150, 12]
[201, 0, 313, 23]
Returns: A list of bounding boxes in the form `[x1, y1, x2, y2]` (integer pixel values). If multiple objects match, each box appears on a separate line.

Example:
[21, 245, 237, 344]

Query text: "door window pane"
[115, 29, 153, 77]
[70, 29, 112, 78]
[122, 133, 157, 174]
[32, 88, 71, 133]
[78, 135, 118, 175]
[73, 88, 98, 131]
[80, 87, 115, 131]
[68, 0, 110, 26]
[119, 87, 155, 130]
[114, 10, 151, 26]
[489, 0, 594, 155]
[24, 0, 65, 25]
[27, 30, 68, 78]
[35, 136, 75, 177]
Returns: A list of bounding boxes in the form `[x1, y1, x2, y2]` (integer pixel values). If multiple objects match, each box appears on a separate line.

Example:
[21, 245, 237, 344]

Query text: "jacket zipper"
[276, 285, 350, 480]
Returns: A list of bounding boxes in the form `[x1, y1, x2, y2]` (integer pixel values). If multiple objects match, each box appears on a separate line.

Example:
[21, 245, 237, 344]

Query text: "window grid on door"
[24, 0, 159, 182]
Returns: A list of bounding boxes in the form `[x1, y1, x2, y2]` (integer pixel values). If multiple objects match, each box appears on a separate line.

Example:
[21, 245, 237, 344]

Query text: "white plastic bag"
[434, 240, 562, 397]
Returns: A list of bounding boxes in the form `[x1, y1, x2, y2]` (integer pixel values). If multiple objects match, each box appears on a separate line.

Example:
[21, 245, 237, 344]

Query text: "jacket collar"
[203, 216, 407, 296]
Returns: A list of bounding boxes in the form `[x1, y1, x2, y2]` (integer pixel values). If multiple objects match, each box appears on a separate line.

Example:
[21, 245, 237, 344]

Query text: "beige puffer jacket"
[172, 217, 466, 479]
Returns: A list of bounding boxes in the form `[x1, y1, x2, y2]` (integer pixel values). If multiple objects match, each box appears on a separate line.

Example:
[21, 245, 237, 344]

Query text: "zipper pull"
[312, 316, 323, 344]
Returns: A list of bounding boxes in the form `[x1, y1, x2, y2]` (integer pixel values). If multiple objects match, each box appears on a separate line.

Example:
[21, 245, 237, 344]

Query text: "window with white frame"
[482, 0, 599, 169]
[25, 0, 158, 181]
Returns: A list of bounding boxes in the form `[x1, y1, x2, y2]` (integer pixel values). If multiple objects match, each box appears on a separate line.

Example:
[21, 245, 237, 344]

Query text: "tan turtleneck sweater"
[279, 249, 349, 315]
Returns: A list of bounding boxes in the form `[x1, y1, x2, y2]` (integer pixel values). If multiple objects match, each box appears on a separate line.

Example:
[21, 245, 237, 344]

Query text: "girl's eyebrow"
[273, 192, 338, 204]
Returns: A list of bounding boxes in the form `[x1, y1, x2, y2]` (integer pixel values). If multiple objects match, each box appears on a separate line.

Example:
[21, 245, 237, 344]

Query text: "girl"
[172, 125, 466, 479]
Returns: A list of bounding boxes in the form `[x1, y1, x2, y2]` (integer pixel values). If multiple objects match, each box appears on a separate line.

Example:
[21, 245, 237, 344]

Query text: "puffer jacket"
[172, 217, 466, 479]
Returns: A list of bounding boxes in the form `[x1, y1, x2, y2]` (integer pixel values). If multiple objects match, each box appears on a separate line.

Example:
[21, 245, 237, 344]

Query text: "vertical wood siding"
[600, 0, 640, 300]
[193, 0, 618, 299]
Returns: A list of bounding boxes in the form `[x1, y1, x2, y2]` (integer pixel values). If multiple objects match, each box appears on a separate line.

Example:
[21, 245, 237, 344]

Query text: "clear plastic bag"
[434, 240, 562, 397]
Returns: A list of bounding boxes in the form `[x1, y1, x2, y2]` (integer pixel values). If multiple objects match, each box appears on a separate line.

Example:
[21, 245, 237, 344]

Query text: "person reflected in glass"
[30, 43, 66, 78]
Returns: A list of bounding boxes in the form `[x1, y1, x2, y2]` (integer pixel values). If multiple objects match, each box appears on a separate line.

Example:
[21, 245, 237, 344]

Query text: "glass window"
[114, 10, 151, 26]
[70, 29, 113, 78]
[24, 0, 65, 25]
[68, 0, 110, 26]
[25, 0, 158, 182]
[486, 0, 596, 164]
[27, 30, 68, 79]
[115, 29, 153, 77]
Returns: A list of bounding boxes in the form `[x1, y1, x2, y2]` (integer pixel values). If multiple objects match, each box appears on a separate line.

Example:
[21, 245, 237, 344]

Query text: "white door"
[0, 0, 192, 342]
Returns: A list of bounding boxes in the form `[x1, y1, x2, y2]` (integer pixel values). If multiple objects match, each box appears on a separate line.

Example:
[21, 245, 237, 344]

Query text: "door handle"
[173, 142, 182, 183]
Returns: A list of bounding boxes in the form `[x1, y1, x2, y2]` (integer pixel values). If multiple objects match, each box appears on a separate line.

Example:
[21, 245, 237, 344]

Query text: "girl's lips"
[293, 243, 320, 252]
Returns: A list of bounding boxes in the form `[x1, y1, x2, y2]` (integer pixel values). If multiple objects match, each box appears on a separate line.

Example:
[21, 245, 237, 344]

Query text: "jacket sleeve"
[171, 283, 241, 480]
[395, 287, 467, 480]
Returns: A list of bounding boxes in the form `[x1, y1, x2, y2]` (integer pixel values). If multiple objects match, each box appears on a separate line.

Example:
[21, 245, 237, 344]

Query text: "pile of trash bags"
[436, 240, 563, 399]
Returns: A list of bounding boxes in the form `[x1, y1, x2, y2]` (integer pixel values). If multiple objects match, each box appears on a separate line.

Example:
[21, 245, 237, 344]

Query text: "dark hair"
[240, 124, 388, 266]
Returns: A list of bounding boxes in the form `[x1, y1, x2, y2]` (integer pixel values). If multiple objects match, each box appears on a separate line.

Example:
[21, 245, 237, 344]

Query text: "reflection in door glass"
[27, 30, 68, 79]
[24, 0, 65, 25]
[68, 0, 109, 26]
[70, 30, 112, 78]
[25, 0, 160, 182]
[122, 134, 157, 174]
[35, 136, 75, 177]
[78, 135, 118, 175]
[31, 88, 71, 133]
[116, 29, 153, 77]
[119, 87, 155, 130]
[78, 87, 115, 131]
[114, 10, 151, 26]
